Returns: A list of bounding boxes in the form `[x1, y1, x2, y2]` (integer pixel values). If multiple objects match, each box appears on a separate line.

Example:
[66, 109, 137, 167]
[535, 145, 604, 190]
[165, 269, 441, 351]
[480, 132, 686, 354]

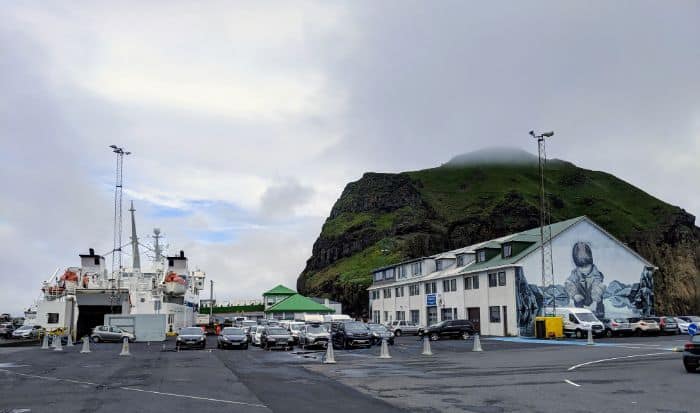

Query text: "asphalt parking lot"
[0, 334, 697, 413]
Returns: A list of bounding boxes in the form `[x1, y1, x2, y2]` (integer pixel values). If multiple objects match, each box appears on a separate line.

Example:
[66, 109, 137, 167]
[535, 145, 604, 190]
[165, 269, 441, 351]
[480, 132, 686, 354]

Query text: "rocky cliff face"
[297, 152, 700, 317]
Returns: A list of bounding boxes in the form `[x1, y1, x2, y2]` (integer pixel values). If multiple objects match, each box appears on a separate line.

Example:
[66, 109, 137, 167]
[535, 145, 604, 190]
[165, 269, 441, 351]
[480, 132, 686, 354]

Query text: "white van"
[550, 307, 605, 339]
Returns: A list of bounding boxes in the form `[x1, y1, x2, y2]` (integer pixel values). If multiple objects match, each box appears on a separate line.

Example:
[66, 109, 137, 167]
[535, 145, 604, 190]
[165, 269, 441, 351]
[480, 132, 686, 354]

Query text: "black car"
[683, 335, 700, 373]
[176, 327, 207, 350]
[418, 319, 475, 341]
[331, 321, 371, 349]
[217, 327, 248, 350]
[260, 327, 294, 350]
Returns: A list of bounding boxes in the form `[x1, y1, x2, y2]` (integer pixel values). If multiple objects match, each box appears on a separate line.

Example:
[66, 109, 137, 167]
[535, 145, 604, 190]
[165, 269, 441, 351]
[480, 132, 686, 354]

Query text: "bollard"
[66, 335, 74, 347]
[586, 328, 594, 346]
[421, 336, 433, 356]
[80, 336, 91, 354]
[472, 334, 483, 352]
[54, 336, 64, 352]
[41, 334, 50, 350]
[119, 337, 131, 356]
[323, 342, 336, 364]
[378, 338, 392, 359]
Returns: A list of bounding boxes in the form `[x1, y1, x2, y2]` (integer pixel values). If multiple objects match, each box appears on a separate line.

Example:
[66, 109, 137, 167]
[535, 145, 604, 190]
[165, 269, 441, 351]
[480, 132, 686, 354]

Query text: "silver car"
[298, 323, 330, 349]
[0, 322, 15, 338]
[602, 318, 633, 337]
[217, 327, 249, 350]
[11, 325, 43, 339]
[91, 325, 135, 343]
[387, 320, 421, 336]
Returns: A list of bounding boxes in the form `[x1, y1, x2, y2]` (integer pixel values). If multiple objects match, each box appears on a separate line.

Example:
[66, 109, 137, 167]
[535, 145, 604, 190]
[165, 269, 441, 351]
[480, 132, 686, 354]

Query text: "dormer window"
[457, 255, 464, 266]
[503, 244, 512, 258]
[436, 260, 443, 271]
[477, 250, 486, 263]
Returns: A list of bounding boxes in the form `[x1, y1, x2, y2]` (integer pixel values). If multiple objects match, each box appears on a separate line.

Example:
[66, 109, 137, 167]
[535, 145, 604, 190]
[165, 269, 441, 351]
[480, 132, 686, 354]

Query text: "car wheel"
[394, 330, 402, 337]
[635, 329, 642, 337]
[575, 329, 583, 339]
[430, 333, 439, 341]
[684, 364, 697, 373]
[91, 336, 100, 343]
[243, 344, 248, 350]
[343, 339, 349, 350]
[605, 329, 613, 338]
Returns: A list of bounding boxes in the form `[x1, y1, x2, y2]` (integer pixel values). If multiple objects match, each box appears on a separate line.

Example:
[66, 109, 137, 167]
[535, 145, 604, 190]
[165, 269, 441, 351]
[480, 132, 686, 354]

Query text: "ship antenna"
[153, 228, 162, 263]
[109, 145, 131, 278]
[129, 200, 141, 270]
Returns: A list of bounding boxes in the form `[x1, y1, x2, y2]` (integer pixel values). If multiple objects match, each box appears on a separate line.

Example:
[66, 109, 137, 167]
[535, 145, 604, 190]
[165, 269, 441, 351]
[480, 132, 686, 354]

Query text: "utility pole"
[210, 280, 214, 321]
[529, 131, 554, 315]
[109, 145, 131, 279]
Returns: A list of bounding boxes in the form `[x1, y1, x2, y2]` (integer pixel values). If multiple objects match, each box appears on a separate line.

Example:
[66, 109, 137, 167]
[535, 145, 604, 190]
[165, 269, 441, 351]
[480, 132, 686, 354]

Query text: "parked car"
[0, 322, 15, 338]
[331, 321, 371, 349]
[551, 307, 605, 339]
[252, 326, 265, 346]
[627, 317, 661, 336]
[286, 322, 305, 344]
[418, 319, 475, 341]
[247, 325, 257, 343]
[176, 327, 207, 349]
[260, 327, 294, 350]
[650, 316, 678, 335]
[298, 323, 330, 349]
[602, 318, 633, 337]
[217, 327, 248, 350]
[387, 320, 421, 336]
[683, 334, 700, 373]
[90, 325, 135, 343]
[11, 324, 43, 339]
[675, 316, 700, 334]
[368, 323, 394, 345]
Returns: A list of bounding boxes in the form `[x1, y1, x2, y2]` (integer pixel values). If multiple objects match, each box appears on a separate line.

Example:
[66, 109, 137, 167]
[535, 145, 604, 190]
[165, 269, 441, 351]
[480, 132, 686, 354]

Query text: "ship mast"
[129, 200, 141, 270]
[109, 145, 130, 278]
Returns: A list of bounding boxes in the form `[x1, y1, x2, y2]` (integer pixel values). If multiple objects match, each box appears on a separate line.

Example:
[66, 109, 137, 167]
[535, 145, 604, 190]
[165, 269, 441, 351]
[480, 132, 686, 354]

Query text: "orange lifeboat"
[164, 272, 186, 295]
[60, 270, 79, 282]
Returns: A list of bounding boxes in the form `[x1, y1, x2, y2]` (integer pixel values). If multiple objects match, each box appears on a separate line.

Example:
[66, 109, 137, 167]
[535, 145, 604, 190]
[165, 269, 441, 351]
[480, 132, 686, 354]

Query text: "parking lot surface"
[0, 334, 697, 412]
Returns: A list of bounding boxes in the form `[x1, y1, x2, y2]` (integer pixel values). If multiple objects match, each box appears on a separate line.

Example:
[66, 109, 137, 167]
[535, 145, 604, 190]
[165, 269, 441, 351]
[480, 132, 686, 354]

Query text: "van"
[549, 307, 605, 339]
[323, 314, 352, 323]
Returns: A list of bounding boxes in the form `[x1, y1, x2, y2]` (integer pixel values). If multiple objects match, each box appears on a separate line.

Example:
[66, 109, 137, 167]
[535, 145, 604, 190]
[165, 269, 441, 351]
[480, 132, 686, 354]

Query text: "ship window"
[168, 259, 174, 267]
[47, 313, 59, 324]
[140, 298, 145, 302]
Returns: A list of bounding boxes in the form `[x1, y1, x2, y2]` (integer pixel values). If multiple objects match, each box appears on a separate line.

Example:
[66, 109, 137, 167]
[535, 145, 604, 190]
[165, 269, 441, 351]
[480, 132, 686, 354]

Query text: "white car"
[675, 316, 700, 334]
[253, 326, 265, 346]
[11, 325, 44, 339]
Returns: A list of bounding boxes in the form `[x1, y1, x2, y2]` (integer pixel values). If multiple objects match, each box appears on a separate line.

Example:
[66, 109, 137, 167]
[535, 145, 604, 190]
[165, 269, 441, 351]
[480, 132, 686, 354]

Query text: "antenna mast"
[109, 145, 131, 278]
[129, 201, 141, 270]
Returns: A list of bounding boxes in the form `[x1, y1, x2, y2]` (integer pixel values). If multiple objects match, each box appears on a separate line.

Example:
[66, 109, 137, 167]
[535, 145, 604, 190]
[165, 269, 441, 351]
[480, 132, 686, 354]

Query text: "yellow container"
[535, 316, 564, 339]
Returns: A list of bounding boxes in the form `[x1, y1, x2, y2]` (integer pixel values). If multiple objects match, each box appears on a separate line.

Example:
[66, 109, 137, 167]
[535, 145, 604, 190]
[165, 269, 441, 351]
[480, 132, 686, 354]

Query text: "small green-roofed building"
[264, 294, 334, 320]
[262, 284, 297, 310]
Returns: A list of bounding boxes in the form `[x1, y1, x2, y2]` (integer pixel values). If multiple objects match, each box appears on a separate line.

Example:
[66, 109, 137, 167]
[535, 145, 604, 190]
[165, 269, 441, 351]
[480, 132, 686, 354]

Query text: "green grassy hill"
[297, 149, 700, 316]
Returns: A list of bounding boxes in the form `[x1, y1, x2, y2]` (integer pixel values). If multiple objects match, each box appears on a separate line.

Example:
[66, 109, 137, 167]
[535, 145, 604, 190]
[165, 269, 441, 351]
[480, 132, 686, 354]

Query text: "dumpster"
[535, 319, 546, 338]
[535, 316, 564, 339]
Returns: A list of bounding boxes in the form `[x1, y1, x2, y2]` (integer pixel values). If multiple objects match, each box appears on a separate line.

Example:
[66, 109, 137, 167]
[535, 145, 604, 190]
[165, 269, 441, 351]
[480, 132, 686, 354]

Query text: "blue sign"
[689, 323, 697, 336]
[426, 294, 436, 306]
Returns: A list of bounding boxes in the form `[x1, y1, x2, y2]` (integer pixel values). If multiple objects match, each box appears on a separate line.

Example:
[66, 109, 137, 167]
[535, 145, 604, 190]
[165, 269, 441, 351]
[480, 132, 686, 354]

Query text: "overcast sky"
[1, 1, 698, 315]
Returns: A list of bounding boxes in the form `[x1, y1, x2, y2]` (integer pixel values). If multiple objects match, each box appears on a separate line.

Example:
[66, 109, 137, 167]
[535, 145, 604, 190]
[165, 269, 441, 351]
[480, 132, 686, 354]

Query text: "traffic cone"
[80, 337, 91, 354]
[119, 337, 131, 356]
[41, 334, 50, 350]
[378, 338, 392, 359]
[323, 342, 336, 364]
[54, 336, 63, 352]
[50, 335, 56, 348]
[66, 335, 74, 347]
[421, 336, 433, 356]
[472, 334, 483, 352]
[587, 328, 594, 346]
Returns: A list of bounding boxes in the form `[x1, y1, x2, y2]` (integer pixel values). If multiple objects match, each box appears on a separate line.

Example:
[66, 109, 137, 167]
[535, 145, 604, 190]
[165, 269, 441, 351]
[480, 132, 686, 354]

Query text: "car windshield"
[369, 325, 388, 332]
[663, 317, 676, 322]
[688, 316, 700, 322]
[289, 324, 304, 331]
[267, 328, 288, 335]
[16, 325, 31, 331]
[344, 322, 368, 332]
[430, 321, 446, 328]
[222, 328, 244, 335]
[576, 313, 598, 322]
[306, 325, 327, 333]
[180, 327, 202, 335]
[613, 318, 627, 323]
[642, 318, 657, 323]
[243, 321, 256, 326]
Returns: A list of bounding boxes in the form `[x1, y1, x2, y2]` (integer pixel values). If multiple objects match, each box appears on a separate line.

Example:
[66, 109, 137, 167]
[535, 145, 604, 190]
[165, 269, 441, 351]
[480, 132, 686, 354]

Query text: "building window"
[457, 255, 464, 266]
[410, 310, 420, 324]
[450, 278, 457, 291]
[488, 273, 498, 287]
[489, 306, 501, 323]
[371, 290, 380, 300]
[47, 313, 59, 324]
[395, 287, 404, 297]
[503, 244, 512, 258]
[397, 266, 407, 279]
[373, 311, 380, 323]
[409, 284, 420, 296]
[436, 260, 443, 271]
[442, 279, 457, 292]
[441, 308, 455, 321]
[383, 288, 392, 299]
[424, 282, 437, 294]
[411, 262, 422, 276]
[396, 311, 405, 321]
[374, 272, 384, 282]
[477, 250, 486, 262]
[498, 271, 506, 286]
[383, 311, 390, 322]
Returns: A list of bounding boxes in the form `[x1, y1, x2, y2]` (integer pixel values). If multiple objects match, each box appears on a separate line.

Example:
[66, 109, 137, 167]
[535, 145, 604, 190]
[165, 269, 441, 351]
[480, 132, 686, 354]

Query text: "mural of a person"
[565, 242, 606, 318]
[631, 267, 654, 316]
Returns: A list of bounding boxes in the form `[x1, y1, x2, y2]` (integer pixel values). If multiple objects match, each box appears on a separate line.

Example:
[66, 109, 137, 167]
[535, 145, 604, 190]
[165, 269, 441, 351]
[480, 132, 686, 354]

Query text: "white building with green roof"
[368, 216, 655, 336]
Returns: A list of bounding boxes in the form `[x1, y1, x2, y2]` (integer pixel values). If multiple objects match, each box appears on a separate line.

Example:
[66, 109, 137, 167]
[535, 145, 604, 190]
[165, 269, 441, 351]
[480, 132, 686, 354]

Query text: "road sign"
[688, 323, 697, 336]
[426, 294, 436, 306]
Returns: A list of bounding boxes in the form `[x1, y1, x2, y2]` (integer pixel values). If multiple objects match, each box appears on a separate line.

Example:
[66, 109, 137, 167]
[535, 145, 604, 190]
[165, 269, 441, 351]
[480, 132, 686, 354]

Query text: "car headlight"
[177, 337, 182, 341]
[221, 336, 229, 341]
[199, 337, 205, 341]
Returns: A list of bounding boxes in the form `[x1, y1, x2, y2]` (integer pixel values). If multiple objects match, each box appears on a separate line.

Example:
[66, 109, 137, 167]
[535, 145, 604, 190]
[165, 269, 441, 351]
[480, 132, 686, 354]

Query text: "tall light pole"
[109, 145, 131, 279]
[529, 131, 554, 314]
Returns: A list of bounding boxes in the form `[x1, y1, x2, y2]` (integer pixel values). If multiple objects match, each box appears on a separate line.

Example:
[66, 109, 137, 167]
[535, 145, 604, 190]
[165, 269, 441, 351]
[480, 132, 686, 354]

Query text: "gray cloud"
[259, 179, 315, 220]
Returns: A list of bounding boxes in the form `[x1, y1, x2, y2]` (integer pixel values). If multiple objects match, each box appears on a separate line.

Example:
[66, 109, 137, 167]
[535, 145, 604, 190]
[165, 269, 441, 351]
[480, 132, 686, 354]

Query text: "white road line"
[0, 369, 268, 409]
[567, 352, 672, 371]
[564, 379, 581, 387]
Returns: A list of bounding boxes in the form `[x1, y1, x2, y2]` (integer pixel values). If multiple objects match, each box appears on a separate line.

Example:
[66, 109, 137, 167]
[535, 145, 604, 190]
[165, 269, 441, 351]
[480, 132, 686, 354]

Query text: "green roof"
[459, 216, 585, 273]
[262, 284, 297, 296]
[265, 294, 334, 313]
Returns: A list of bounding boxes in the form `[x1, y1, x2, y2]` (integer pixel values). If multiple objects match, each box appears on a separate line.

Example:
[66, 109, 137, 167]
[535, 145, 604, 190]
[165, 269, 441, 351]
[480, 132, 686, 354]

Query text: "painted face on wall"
[572, 242, 593, 275]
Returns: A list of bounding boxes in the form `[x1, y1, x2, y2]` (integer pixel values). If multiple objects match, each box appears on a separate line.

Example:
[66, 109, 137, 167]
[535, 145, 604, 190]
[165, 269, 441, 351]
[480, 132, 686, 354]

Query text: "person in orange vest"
[215, 324, 221, 335]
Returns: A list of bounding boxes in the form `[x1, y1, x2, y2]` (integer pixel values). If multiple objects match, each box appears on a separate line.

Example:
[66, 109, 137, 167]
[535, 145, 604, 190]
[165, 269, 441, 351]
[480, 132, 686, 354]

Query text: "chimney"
[180, 250, 185, 258]
[89, 248, 95, 255]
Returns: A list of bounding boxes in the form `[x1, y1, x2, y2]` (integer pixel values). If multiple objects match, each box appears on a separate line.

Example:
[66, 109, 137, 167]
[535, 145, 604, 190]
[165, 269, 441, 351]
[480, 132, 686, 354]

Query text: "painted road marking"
[564, 379, 581, 387]
[567, 352, 672, 371]
[0, 369, 268, 409]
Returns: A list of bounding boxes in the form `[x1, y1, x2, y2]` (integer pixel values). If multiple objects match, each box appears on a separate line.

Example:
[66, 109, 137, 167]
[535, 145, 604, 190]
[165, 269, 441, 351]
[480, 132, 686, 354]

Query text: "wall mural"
[516, 239, 655, 336]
